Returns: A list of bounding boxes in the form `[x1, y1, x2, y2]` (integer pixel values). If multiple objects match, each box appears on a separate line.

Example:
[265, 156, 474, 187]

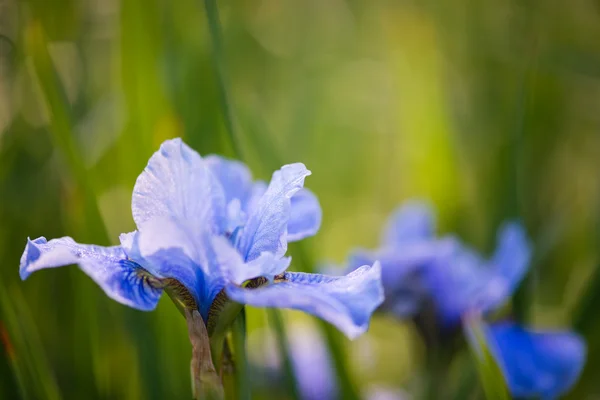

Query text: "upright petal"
[238, 163, 311, 261]
[287, 188, 322, 242]
[20, 237, 161, 310]
[426, 223, 531, 326]
[425, 238, 497, 325]
[131, 138, 226, 235]
[490, 222, 531, 291]
[225, 262, 384, 339]
[382, 201, 435, 247]
[485, 322, 586, 399]
[204, 155, 253, 206]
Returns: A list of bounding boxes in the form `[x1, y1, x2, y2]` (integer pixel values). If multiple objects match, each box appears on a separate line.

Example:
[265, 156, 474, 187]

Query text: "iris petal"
[132, 138, 227, 235]
[490, 222, 531, 292]
[212, 236, 291, 285]
[287, 188, 322, 242]
[426, 223, 531, 325]
[225, 262, 384, 339]
[238, 163, 311, 262]
[205, 155, 253, 206]
[20, 237, 161, 310]
[485, 322, 586, 399]
[381, 201, 435, 247]
[134, 217, 227, 317]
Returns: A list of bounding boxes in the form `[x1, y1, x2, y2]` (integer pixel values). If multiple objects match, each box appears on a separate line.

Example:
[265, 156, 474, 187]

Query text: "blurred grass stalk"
[23, 15, 114, 398]
[0, 282, 61, 400]
[465, 317, 510, 400]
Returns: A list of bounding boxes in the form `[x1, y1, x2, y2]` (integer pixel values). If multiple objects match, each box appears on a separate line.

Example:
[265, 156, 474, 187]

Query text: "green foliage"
[1, 0, 600, 399]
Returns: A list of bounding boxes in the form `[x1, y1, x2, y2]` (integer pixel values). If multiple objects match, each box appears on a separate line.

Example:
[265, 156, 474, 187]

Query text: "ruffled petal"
[485, 322, 586, 399]
[212, 236, 291, 285]
[287, 188, 322, 242]
[20, 237, 161, 310]
[225, 262, 384, 339]
[238, 163, 311, 262]
[382, 201, 435, 247]
[131, 138, 227, 235]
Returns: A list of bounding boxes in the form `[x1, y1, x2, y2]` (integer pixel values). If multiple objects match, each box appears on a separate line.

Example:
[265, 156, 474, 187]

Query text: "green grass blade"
[25, 20, 108, 244]
[465, 317, 510, 400]
[0, 282, 62, 400]
[230, 310, 250, 400]
[202, 0, 242, 159]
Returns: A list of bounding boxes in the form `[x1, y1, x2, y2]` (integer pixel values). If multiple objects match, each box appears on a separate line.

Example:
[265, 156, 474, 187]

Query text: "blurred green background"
[1, 0, 600, 398]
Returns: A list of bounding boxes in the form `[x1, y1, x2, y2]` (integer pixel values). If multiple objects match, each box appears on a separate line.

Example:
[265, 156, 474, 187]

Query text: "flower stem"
[230, 310, 250, 400]
[186, 309, 224, 400]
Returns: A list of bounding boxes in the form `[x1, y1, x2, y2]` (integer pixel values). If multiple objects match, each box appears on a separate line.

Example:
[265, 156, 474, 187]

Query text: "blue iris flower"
[480, 321, 586, 400]
[347, 200, 531, 325]
[20, 138, 383, 339]
[344, 200, 586, 397]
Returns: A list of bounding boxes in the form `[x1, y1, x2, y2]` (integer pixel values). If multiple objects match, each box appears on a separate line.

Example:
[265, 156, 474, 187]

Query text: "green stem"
[202, 0, 242, 159]
[231, 310, 250, 400]
[267, 310, 301, 400]
[186, 309, 224, 400]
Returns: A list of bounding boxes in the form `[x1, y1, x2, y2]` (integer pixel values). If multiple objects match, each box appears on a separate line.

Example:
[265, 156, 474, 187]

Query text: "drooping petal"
[490, 222, 531, 291]
[238, 163, 311, 262]
[204, 155, 253, 207]
[485, 322, 586, 399]
[131, 138, 227, 235]
[382, 201, 435, 247]
[225, 262, 384, 339]
[20, 237, 161, 310]
[287, 188, 322, 242]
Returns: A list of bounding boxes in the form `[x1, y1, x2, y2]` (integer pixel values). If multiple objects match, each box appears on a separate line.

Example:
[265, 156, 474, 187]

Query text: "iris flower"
[348, 201, 529, 325]
[343, 200, 586, 397]
[20, 138, 383, 339]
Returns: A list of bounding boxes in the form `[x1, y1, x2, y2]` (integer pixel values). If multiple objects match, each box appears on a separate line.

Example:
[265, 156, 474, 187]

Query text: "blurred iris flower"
[20, 138, 383, 338]
[344, 200, 586, 397]
[347, 201, 530, 325]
